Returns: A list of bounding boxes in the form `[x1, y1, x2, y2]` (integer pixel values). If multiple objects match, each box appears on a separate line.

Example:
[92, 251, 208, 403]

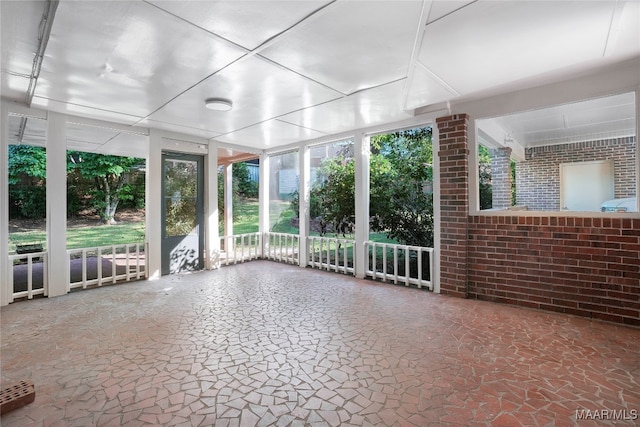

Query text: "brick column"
[490, 147, 512, 209]
[436, 114, 469, 298]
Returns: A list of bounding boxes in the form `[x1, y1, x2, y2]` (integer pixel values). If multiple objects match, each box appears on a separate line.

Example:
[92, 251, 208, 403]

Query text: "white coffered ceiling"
[1, 0, 639, 159]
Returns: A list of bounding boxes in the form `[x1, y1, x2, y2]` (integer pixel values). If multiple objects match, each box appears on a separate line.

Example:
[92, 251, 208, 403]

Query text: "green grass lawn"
[231, 198, 260, 234]
[229, 198, 299, 235]
[9, 221, 145, 253]
[8, 199, 399, 255]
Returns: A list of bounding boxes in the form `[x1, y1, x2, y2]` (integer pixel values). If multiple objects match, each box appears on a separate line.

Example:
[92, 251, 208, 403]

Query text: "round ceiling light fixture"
[205, 98, 233, 111]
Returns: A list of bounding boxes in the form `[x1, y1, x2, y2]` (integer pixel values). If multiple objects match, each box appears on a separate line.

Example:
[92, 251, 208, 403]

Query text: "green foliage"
[478, 144, 493, 210]
[290, 127, 435, 246]
[8, 145, 47, 218]
[233, 162, 259, 198]
[9, 146, 144, 221]
[369, 128, 434, 247]
[119, 174, 146, 209]
[370, 127, 433, 182]
[68, 152, 143, 223]
[315, 156, 356, 235]
[164, 160, 198, 235]
[9, 187, 46, 219]
[8, 145, 47, 184]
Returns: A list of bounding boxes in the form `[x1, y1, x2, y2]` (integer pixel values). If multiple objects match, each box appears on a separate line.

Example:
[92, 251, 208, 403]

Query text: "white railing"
[67, 243, 146, 290]
[365, 241, 434, 290]
[9, 251, 48, 301]
[308, 236, 355, 275]
[220, 232, 262, 265]
[263, 232, 299, 264]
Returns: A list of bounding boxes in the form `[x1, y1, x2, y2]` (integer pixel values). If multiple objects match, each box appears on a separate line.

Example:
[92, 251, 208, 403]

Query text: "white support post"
[205, 141, 220, 270]
[46, 111, 68, 297]
[0, 102, 10, 305]
[298, 145, 310, 268]
[258, 152, 270, 257]
[354, 132, 369, 279]
[432, 124, 441, 293]
[146, 129, 162, 280]
[223, 163, 233, 238]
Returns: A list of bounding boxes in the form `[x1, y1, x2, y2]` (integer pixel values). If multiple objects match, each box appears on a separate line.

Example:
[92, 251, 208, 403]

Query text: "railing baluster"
[371, 243, 376, 278]
[125, 244, 131, 281]
[382, 244, 387, 281]
[404, 247, 410, 287]
[417, 248, 423, 289]
[82, 249, 88, 288]
[344, 240, 349, 274]
[111, 245, 117, 284]
[27, 255, 33, 299]
[97, 247, 103, 286]
[43, 253, 48, 296]
[393, 247, 398, 284]
[135, 244, 141, 278]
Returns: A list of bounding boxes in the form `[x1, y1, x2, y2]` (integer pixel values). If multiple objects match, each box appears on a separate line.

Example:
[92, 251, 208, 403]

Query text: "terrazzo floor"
[1, 261, 639, 426]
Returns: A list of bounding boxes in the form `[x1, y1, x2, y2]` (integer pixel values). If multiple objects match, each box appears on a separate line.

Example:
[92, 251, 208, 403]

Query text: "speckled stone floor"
[1, 261, 639, 426]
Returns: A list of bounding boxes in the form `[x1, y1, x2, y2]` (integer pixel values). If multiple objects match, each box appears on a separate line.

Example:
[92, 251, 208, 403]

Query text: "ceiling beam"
[25, 0, 58, 107]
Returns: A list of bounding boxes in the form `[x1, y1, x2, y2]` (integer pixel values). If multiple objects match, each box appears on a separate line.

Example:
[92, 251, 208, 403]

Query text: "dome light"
[205, 98, 233, 111]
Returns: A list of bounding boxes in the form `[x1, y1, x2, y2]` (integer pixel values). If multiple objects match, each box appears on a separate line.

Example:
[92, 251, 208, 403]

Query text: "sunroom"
[1, 1, 639, 320]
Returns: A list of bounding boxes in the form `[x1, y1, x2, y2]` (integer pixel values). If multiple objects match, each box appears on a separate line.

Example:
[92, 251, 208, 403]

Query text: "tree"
[291, 127, 435, 247]
[68, 152, 142, 224]
[233, 162, 258, 198]
[8, 145, 47, 218]
[369, 128, 434, 247]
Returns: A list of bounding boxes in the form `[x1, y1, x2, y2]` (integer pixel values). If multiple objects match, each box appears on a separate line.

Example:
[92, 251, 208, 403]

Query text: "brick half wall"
[437, 113, 640, 326]
[467, 216, 640, 326]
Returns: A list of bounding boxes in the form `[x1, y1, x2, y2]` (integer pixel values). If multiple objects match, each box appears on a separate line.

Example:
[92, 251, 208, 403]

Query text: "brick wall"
[437, 114, 639, 326]
[467, 216, 640, 327]
[490, 147, 512, 209]
[517, 137, 637, 210]
[436, 114, 469, 298]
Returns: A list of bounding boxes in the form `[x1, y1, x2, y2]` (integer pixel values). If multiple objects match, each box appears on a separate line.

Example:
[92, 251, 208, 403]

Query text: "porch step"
[0, 380, 35, 415]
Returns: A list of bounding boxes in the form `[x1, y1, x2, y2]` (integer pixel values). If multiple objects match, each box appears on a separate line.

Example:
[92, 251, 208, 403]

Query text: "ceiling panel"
[214, 119, 326, 149]
[31, 97, 145, 126]
[142, 119, 222, 140]
[426, 1, 475, 24]
[34, 1, 246, 118]
[607, 1, 640, 58]
[0, 1, 47, 102]
[90, 133, 148, 158]
[279, 80, 414, 135]
[404, 63, 459, 110]
[484, 92, 636, 147]
[2, 76, 31, 103]
[148, 0, 331, 51]
[66, 123, 121, 146]
[418, 1, 620, 104]
[144, 55, 343, 138]
[7, 116, 47, 146]
[260, 0, 422, 95]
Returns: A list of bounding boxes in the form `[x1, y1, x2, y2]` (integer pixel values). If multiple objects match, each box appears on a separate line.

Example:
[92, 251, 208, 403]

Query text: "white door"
[560, 160, 614, 211]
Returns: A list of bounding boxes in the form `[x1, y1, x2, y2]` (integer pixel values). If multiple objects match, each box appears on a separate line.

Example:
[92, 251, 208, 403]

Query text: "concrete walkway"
[1, 261, 639, 426]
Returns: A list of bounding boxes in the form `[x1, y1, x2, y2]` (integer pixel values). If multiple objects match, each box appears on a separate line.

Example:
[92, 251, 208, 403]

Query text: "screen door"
[161, 153, 204, 275]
